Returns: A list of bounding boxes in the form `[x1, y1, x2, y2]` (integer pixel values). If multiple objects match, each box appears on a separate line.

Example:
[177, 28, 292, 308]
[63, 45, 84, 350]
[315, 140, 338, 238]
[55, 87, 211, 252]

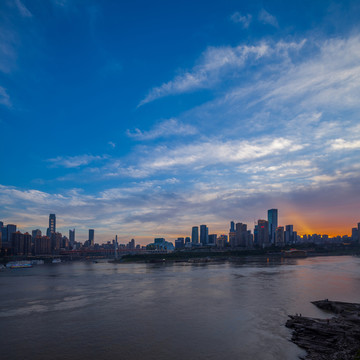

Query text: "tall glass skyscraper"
[200, 225, 208, 245]
[267, 209, 278, 244]
[191, 226, 199, 244]
[89, 229, 95, 246]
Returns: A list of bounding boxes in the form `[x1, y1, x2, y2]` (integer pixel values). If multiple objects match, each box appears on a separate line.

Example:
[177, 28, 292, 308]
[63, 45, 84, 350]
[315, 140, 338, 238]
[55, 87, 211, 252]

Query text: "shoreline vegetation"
[1, 244, 360, 265]
[286, 300, 360, 360]
[114, 245, 360, 263]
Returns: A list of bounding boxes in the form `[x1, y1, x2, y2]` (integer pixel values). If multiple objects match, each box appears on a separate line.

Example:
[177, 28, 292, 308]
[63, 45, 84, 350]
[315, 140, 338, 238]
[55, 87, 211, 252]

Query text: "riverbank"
[114, 247, 360, 264]
[286, 300, 360, 359]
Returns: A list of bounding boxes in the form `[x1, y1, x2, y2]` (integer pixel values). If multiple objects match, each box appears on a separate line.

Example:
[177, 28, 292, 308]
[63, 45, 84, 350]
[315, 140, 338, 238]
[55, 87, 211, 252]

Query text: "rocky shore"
[286, 300, 360, 359]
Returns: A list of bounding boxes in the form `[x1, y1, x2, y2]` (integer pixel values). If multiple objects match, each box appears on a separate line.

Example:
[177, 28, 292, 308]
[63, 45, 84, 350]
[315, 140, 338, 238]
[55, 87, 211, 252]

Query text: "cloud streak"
[47, 155, 107, 168]
[126, 118, 197, 140]
[138, 39, 305, 106]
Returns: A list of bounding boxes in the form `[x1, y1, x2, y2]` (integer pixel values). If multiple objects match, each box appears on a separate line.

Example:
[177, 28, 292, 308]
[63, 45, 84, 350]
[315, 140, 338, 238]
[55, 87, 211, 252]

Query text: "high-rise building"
[208, 234, 217, 245]
[257, 220, 269, 247]
[128, 238, 135, 249]
[11, 231, 32, 255]
[268, 209, 278, 244]
[32, 229, 42, 241]
[253, 224, 259, 246]
[229, 222, 236, 247]
[7, 224, 17, 243]
[285, 225, 294, 244]
[34, 236, 51, 255]
[358, 223, 360, 243]
[200, 225, 208, 245]
[0, 221, 4, 249]
[175, 237, 185, 249]
[89, 229, 95, 246]
[235, 223, 248, 247]
[51, 232, 62, 253]
[217, 235, 228, 248]
[69, 229, 75, 245]
[275, 226, 285, 246]
[49, 214, 56, 234]
[191, 226, 199, 244]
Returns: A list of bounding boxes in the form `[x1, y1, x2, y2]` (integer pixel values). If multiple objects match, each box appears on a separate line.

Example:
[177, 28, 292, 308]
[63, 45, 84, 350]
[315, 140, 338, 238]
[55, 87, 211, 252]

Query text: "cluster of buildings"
[1, 214, 94, 256]
[0, 214, 142, 257]
[1, 209, 359, 257]
[173, 209, 360, 249]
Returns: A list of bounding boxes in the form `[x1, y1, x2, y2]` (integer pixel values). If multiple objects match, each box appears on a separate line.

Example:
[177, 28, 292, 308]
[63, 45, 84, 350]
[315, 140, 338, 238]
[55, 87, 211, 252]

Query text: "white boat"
[52, 258, 61, 263]
[31, 259, 44, 265]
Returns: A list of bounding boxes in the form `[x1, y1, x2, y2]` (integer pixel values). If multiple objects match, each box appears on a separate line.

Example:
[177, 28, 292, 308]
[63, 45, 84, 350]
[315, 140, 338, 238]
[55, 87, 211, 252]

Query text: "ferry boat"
[52, 258, 61, 264]
[6, 261, 33, 269]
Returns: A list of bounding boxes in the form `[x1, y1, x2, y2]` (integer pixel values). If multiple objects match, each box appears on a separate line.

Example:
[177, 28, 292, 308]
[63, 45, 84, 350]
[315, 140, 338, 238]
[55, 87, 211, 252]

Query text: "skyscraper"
[275, 226, 285, 246]
[257, 219, 269, 247]
[7, 224, 17, 244]
[268, 209, 278, 244]
[285, 225, 294, 244]
[191, 226, 199, 244]
[32, 229, 42, 241]
[48, 214, 56, 235]
[89, 229, 95, 246]
[69, 229, 75, 245]
[200, 225, 208, 245]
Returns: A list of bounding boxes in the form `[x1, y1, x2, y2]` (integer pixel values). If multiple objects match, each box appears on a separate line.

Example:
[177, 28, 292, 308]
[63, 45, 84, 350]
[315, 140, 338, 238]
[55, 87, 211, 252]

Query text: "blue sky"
[1, 0, 360, 244]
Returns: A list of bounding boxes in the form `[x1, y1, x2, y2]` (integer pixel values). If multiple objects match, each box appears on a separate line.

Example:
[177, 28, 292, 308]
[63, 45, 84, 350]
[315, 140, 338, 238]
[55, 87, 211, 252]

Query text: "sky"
[1, 0, 360, 244]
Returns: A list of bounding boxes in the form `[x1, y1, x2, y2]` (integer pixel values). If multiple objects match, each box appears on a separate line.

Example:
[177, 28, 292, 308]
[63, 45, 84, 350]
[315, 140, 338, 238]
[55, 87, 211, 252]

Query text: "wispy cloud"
[138, 39, 305, 106]
[0, 26, 18, 74]
[108, 141, 116, 148]
[47, 155, 107, 168]
[0, 86, 11, 107]
[230, 12, 252, 28]
[14, 0, 33, 18]
[127, 118, 197, 140]
[258, 9, 278, 28]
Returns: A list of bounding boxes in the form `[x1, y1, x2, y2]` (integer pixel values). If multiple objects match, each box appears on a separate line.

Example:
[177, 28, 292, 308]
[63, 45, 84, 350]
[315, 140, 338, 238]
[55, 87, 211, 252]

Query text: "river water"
[1, 255, 360, 360]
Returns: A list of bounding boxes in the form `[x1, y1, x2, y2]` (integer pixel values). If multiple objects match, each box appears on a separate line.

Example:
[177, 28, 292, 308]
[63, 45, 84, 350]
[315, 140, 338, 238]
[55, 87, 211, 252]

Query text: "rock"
[286, 300, 360, 359]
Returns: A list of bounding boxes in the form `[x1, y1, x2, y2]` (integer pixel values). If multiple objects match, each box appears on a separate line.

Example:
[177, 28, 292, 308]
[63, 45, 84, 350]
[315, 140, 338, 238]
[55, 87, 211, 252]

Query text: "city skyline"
[1, 1, 360, 244]
[1, 209, 359, 246]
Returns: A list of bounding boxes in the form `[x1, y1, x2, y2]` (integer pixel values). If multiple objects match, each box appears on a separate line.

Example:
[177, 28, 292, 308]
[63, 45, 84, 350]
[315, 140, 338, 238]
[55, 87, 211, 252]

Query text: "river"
[1, 255, 359, 360]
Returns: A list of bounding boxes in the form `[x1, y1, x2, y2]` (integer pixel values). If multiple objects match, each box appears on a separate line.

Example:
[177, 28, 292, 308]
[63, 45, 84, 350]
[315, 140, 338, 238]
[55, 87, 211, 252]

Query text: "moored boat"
[6, 261, 33, 269]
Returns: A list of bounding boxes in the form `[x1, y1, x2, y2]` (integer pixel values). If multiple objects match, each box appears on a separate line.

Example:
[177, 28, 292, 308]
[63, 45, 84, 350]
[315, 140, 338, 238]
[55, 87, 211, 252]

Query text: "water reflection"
[0, 256, 359, 360]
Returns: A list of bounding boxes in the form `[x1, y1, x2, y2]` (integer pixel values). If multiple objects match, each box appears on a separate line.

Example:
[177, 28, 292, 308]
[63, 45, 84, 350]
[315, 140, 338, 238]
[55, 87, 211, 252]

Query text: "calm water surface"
[1, 255, 360, 360]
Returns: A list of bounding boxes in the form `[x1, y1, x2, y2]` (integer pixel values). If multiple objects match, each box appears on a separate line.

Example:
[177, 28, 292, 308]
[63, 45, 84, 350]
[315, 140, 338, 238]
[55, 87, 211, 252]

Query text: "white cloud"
[111, 137, 303, 176]
[258, 9, 278, 28]
[331, 138, 360, 150]
[47, 154, 107, 168]
[127, 118, 197, 140]
[108, 141, 116, 148]
[230, 12, 252, 28]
